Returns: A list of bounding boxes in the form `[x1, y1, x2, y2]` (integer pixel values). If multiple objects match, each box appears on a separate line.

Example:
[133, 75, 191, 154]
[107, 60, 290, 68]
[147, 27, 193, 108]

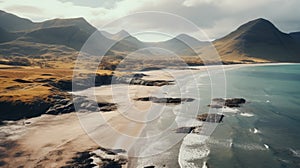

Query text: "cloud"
[0, 0, 300, 41]
[182, 0, 211, 7]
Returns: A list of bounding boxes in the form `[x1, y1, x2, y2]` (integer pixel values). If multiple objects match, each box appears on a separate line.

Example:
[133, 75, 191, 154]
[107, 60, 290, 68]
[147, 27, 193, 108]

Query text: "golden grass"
[0, 67, 71, 102]
[0, 65, 116, 103]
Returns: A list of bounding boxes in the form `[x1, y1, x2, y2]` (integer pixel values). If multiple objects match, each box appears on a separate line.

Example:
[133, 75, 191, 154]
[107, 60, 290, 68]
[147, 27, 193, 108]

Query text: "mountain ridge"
[0, 10, 299, 63]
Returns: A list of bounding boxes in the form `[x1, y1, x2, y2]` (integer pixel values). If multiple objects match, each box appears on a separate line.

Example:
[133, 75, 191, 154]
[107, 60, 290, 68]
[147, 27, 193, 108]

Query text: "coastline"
[0, 62, 297, 167]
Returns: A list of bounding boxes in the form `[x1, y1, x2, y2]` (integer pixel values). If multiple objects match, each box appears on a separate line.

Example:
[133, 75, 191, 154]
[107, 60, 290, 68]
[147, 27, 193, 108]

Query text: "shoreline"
[0, 62, 297, 167]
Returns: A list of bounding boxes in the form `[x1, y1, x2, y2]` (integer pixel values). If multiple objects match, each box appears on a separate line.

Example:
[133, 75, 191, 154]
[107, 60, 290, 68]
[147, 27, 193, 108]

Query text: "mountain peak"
[116, 30, 130, 36]
[176, 33, 200, 41]
[214, 18, 299, 62]
[218, 18, 284, 43]
[237, 18, 279, 33]
[111, 30, 130, 40]
[40, 17, 96, 34]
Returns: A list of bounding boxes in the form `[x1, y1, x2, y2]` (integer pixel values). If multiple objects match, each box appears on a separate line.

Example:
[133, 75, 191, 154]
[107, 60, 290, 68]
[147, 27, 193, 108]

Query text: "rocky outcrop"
[115, 77, 174, 86]
[53, 73, 173, 91]
[52, 74, 113, 91]
[0, 94, 117, 121]
[175, 113, 224, 134]
[197, 113, 225, 123]
[208, 98, 246, 108]
[134, 97, 194, 104]
[175, 127, 196, 133]
[63, 147, 128, 168]
[114, 73, 174, 87]
[0, 98, 52, 120]
[47, 96, 117, 114]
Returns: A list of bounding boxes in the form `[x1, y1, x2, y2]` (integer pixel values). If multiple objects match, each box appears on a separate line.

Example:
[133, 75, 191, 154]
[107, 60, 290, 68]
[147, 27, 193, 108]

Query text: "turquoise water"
[132, 64, 300, 168]
[207, 64, 300, 168]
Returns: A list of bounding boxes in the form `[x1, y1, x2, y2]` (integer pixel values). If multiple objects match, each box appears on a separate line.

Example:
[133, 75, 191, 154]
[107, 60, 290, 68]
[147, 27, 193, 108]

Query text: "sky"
[1, 0, 300, 41]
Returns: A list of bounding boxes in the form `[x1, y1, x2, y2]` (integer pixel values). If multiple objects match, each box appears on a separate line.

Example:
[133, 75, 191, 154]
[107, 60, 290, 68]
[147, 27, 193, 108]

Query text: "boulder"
[134, 97, 194, 104]
[209, 98, 246, 108]
[197, 113, 224, 123]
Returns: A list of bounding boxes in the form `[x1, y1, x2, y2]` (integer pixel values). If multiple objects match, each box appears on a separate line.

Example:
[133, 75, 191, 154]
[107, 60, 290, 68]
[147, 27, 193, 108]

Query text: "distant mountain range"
[0, 10, 299, 63]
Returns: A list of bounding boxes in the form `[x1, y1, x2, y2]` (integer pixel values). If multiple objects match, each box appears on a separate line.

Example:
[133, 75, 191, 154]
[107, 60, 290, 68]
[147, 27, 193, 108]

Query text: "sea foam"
[240, 113, 254, 117]
[178, 134, 210, 168]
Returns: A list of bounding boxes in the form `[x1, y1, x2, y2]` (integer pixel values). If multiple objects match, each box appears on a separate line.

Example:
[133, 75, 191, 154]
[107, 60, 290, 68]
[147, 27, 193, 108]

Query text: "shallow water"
[132, 64, 300, 168]
[206, 64, 300, 168]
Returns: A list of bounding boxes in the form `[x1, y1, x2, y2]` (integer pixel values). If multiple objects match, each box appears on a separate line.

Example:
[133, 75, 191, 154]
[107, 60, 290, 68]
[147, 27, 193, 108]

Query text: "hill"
[0, 10, 36, 32]
[290, 32, 300, 44]
[213, 18, 300, 62]
[147, 34, 208, 56]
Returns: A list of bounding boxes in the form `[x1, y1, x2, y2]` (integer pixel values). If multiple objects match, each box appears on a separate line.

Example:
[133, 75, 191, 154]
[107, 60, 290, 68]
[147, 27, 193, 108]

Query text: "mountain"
[101, 31, 114, 39]
[0, 10, 36, 32]
[174, 34, 209, 48]
[19, 26, 94, 50]
[0, 40, 77, 57]
[214, 18, 300, 62]
[1, 10, 300, 63]
[39, 18, 96, 34]
[0, 27, 22, 43]
[0, 10, 117, 55]
[0, 10, 96, 34]
[111, 34, 146, 52]
[290, 32, 300, 44]
[0, 10, 146, 56]
[101, 30, 131, 40]
[149, 34, 209, 56]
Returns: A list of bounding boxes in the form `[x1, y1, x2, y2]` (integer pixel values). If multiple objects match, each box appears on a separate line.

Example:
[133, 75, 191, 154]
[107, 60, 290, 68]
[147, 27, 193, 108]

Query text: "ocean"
[132, 64, 300, 168]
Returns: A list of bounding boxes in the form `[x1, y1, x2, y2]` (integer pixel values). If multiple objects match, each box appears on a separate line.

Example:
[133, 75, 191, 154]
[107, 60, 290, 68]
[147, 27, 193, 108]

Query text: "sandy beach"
[0, 63, 294, 167]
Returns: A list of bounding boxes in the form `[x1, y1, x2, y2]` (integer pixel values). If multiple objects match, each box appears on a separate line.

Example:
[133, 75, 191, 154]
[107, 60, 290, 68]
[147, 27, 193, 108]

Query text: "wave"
[208, 138, 267, 151]
[289, 148, 300, 158]
[235, 143, 267, 151]
[240, 113, 254, 117]
[221, 107, 240, 113]
[249, 128, 261, 134]
[202, 161, 208, 168]
[208, 138, 233, 148]
[178, 134, 210, 168]
[264, 144, 270, 149]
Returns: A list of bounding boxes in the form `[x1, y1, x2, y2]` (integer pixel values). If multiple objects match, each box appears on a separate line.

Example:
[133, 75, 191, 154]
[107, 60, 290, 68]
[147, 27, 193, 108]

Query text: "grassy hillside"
[213, 18, 300, 62]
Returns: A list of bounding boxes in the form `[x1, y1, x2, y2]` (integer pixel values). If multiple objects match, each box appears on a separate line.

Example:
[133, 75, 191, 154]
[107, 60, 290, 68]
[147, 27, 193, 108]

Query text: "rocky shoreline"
[134, 96, 194, 104]
[0, 73, 172, 121]
[62, 147, 128, 168]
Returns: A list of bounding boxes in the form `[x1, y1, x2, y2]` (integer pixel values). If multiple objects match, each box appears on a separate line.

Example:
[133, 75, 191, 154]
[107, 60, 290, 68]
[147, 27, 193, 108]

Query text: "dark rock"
[51, 74, 113, 91]
[209, 98, 246, 108]
[114, 76, 174, 87]
[62, 151, 95, 168]
[141, 67, 161, 71]
[144, 166, 155, 168]
[132, 73, 148, 79]
[225, 98, 246, 107]
[41, 73, 53, 76]
[0, 99, 52, 121]
[135, 97, 194, 104]
[98, 102, 117, 112]
[13, 79, 32, 83]
[197, 113, 224, 123]
[207, 104, 223, 108]
[33, 78, 54, 83]
[175, 127, 196, 133]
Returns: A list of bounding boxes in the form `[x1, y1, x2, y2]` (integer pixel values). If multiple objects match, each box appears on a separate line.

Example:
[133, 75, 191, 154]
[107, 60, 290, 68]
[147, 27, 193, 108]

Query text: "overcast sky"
[1, 0, 300, 41]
